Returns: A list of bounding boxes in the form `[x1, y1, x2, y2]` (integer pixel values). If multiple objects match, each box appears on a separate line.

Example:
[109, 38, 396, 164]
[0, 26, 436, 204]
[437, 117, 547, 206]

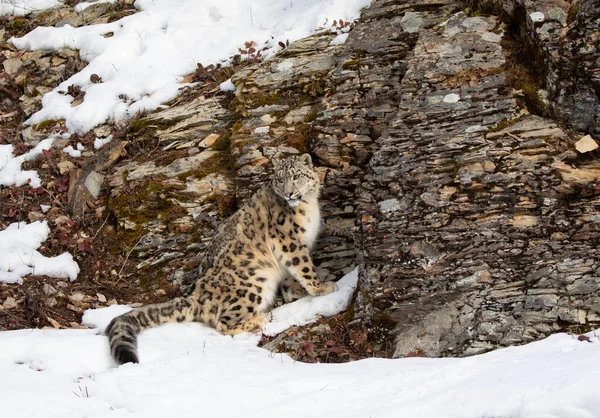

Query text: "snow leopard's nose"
[285, 192, 293, 198]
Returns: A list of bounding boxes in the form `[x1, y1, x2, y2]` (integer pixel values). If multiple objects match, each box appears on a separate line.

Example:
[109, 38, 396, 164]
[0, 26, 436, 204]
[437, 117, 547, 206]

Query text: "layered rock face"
[352, 0, 600, 357]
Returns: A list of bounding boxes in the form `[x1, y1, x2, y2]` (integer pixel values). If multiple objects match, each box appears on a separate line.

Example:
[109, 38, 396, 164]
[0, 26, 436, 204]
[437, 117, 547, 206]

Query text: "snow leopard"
[106, 153, 337, 364]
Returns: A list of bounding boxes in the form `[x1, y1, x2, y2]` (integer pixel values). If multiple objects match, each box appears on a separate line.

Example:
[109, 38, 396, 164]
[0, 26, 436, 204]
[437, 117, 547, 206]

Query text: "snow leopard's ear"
[272, 152, 284, 168]
[299, 153, 313, 168]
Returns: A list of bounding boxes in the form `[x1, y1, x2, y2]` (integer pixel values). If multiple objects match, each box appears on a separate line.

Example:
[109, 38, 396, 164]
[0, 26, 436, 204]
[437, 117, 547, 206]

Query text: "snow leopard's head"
[271, 153, 319, 207]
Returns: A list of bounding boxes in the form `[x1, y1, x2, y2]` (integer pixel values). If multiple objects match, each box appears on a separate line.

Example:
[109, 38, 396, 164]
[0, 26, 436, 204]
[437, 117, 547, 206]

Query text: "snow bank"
[0, 221, 80, 284]
[82, 304, 133, 330]
[10, 0, 371, 133]
[264, 268, 358, 335]
[0, 0, 62, 16]
[0, 136, 57, 188]
[0, 319, 598, 417]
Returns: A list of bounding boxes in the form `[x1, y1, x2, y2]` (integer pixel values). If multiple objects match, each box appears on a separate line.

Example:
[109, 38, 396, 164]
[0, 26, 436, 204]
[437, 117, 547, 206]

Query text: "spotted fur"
[106, 153, 337, 364]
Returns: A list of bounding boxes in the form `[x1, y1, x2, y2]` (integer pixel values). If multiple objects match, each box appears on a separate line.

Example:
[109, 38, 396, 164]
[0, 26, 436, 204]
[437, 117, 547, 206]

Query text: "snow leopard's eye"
[293, 174, 300, 180]
[276, 177, 283, 184]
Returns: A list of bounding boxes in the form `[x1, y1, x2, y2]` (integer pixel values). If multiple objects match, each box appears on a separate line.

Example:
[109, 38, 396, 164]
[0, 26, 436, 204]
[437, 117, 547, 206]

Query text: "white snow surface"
[1, 308, 599, 418]
[218, 78, 236, 92]
[10, 0, 371, 134]
[0, 0, 62, 16]
[94, 135, 113, 149]
[0, 221, 80, 284]
[74, 0, 116, 13]
[263, 268, 358, 335]
[329, 32, 349, 45]
[63, 144, 82, 158]
[0, 136, 58, 188]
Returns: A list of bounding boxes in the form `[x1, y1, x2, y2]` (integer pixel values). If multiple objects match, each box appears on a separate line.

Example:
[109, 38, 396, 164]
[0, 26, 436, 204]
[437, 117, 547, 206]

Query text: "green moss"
[501, 16, 548, 117]
[567, 5, 579, 25]
[127, 115, 186, 137]
[5, 17, 28, 34]
[342, 59, 361, 70]
[108, 178, 187, 242]
[521, 83, 545, 115]
[251, 92, 280, 107]
[211, 131, 231, 151]
[463, 1, 501, 16]
[231, 120, 245, 134]
[304, 105, 318, 123]
[176, 152, 230, 181]
[274, 123, 312, 153]
[33, 119, 66, 132]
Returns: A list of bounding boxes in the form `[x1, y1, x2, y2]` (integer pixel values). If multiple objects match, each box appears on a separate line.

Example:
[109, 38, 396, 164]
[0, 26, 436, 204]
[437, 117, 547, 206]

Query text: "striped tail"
[106, 296, 199, 365]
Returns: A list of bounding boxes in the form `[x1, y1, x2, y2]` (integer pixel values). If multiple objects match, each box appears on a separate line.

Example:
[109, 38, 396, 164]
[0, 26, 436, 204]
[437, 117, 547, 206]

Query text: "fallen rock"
[575, 135, 599, 153]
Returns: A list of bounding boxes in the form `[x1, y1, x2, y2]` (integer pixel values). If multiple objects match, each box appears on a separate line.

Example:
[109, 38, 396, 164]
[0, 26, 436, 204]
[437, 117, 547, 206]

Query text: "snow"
[9, 0, 372, 134]
[329, 32, 349, 45]
[82, 304, 133, 330]
[0, 136, 58, 188]
[63, 144, 83, 158]
[0, 0, 62, 16]
[1, 301, 599, 417]
[94, 134, 113, 149]
[219, 78, 236, 92]
[74, 0, 116, 13]
[0, 221, 80, 284]
[264, 268, 358, 335]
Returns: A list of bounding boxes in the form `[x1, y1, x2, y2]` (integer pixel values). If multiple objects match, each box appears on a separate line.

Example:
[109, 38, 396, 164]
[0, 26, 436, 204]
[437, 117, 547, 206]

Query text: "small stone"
[54, 215, 71, 226]
[57, 161, 75, 175]
[443, 93, 460, 103]
[198, 133, 219, 148]
[68, 292, 86, 304]
[43, 284, 57, 295]
[400, 12, 423, 33]
[85, 171, 104, 199]
[547, 8, 567, 26]
[67, 303, 81, 312]
[93, 125, 112, 137]
[107, 298, 118, 306]
[47, 317, 62, 328]
[481, 32, 502, 43]
[3, 297, 18, 309]
[28, 211, 44, 222]
[284, 106, 312, 124]
[254, 126, 270, 134]
[97, 293, 107, 303]
[379, 198, 402, 214]
[261, 114, 277, 125]
[3, 58, 23, 76]
[575, 135, 598, 153]
[530, 12, 545, 23]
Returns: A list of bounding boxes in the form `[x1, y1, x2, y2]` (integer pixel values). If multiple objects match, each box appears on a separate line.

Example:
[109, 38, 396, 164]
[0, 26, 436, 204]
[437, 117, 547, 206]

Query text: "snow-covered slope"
[10, 0, 371, 133]
[0, 0, 63, 16]
[0, 220, 80, 284]
[1, 304, 598, 418]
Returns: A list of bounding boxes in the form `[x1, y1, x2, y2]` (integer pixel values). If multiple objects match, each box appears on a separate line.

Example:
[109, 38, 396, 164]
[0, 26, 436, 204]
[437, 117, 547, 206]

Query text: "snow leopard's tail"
[106, 296, 200, 365]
